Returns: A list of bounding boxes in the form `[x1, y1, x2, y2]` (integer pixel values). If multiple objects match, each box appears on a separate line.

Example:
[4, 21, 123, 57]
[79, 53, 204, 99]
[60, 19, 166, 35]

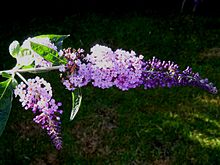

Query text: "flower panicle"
[59, 44, 144, 91]
[59, 45, 217, 95]
[14, 76, 63, 150]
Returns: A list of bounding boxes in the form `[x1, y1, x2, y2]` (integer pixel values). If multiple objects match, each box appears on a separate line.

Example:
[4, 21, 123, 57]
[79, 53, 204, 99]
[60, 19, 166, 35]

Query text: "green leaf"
[1, 72, 12, 79]
[9, 40, 20, 58]
[11, 78, 18, 89]
[0, 79, 13, 136]
[30, 41, 67, 65]
[22, 63, 35, 69]
[0, 79, 12, 100]
[35, 34, 70, 49]
[70, 88, 82, 121]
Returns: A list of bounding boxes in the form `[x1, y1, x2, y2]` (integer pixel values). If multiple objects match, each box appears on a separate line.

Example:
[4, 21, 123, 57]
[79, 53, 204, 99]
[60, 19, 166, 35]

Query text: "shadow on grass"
[53, 88, 220, 164]
[1, 86, 220, 165]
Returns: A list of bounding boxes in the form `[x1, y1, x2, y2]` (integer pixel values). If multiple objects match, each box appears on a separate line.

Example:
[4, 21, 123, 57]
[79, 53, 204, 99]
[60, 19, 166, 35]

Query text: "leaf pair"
[9, 34, 69, 68]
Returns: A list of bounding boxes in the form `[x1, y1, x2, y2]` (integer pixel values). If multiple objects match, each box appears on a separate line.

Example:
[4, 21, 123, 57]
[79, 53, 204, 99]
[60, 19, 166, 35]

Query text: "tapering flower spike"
[14, 76, 63, 150]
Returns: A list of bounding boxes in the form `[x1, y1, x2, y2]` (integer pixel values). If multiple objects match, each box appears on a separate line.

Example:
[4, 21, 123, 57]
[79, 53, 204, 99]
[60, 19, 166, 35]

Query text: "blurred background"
[1, 0, 220, 21]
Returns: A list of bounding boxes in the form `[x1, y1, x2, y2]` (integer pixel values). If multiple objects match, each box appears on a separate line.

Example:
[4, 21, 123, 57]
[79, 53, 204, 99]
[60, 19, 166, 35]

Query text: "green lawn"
[1, 12, 220, 164]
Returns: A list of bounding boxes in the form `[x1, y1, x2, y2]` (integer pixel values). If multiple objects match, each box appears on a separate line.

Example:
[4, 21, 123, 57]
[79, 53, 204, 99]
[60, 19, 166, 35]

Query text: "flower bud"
[9, 40, 20, 58]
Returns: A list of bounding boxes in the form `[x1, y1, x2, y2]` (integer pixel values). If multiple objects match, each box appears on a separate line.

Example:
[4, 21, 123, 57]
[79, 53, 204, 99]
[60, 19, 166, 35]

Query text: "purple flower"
[59, 64, 66, 72]
[142, 56, 218, 94]
[59, 45, 217, 95]
[59, 45, 144, 90]
[85, 44, 144, 90]
[59, 48, 92, 91]
[14, 76, 63, 150]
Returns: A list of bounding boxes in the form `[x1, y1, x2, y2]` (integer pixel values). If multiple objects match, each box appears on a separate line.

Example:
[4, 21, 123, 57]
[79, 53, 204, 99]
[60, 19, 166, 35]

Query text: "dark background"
[1, 0, 219, 23]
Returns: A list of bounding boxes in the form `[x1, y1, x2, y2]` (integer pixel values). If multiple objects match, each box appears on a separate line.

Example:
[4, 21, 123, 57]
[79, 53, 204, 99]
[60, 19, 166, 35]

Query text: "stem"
[16, 72, 28, 84]
[0, 66, 61, 75]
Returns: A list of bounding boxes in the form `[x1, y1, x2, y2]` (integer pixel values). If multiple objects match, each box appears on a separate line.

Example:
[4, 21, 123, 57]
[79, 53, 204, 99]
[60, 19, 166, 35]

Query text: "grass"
[1, 12, 220, 164]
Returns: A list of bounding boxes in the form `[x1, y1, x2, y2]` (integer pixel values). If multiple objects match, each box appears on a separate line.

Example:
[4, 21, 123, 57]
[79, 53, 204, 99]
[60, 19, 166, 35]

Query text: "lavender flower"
[86, 44, 144, 90]
[113, 48, 144, 90]
[14, 76, 63, 150]
[59, 44, 217, 94]
[60, 44, 144, 91]
[142, 56, 218, 94]
[59, 48, 92, 91]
